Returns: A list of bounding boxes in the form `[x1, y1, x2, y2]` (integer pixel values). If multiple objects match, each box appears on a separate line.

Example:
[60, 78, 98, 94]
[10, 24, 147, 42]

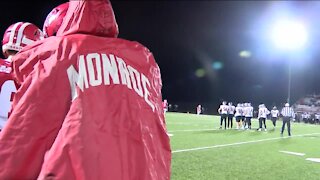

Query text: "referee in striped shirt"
[281, 103, 295, 136]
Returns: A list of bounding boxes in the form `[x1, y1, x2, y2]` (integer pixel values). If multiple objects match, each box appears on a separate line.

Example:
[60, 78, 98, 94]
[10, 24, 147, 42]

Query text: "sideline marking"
[169, 129, 218, 133]
[306, 158, 320, 163]
[172, 133, 320, 154]
[279, 151, 305, 156]
[168, 133, 174, 137]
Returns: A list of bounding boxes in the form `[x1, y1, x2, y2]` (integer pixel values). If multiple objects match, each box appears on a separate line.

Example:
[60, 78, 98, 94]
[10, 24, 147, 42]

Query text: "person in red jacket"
[0, 0, 171, 179]
[0, 22, 44, 130]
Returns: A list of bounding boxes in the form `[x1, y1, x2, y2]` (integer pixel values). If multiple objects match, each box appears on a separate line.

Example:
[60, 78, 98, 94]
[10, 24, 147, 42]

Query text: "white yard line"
[172, 133, 320, 154]
[169, 129, 219, 133]
[306, 158, 320, 163]
[279, 151, 305, 156]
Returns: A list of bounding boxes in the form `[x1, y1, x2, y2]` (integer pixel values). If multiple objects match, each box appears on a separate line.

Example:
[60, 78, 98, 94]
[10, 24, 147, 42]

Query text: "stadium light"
[271, 19, 308, 52]
[270, 18, 309, 104]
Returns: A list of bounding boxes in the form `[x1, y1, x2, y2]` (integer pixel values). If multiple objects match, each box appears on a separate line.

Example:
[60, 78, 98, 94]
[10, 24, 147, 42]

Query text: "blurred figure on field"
[196, 104, 202, 115]
[240, 103, 245, 129]
[235, 103, 243, 129]
[163, 99, 168, 113]
[315, 113, 320, 124]
[270, 106, 279, 129]
[306, 112, 311, 124]
[218, 101, 228, 129]
[227, 102, 235, 129]
[257, 104, 270, 131]
[302, 112, 308, 123]
[244, 103, 253, 129]
[281, 103, 295, 136]
[242, 103, 248, 128]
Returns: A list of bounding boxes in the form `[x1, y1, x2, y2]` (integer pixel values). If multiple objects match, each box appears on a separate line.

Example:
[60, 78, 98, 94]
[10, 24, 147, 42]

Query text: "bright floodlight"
[271, 19, 308, 51]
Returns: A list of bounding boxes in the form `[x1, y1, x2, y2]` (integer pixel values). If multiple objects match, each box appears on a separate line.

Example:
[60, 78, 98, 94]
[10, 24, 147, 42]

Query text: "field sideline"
[166, 112, 320, 180]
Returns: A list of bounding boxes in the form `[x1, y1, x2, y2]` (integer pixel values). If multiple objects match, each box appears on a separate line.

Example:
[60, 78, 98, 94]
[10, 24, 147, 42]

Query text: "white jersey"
[258, 107, 270, 118]
[0, 59, 17, 129]
[301, 114, 308, 119]
[306, 114, 311, 119]
[245, 106, 253, 117]
[219, 105, 228, 115]
[235, 106, 243, 117]
[228, 105, 235, 115]
[270, 110, 279, 118]
[315, 114, 320, 120]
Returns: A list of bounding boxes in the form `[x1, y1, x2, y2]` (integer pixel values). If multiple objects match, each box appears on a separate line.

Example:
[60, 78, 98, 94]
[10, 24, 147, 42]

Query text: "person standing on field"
[258, 104, 270, 131]
[235, 103, 243, 130]
[245, 103, 253, 130]
[218, 101, 228, 129]
[281, 103, 295, 137]
[227, 102, 235, 129]
[270, 106, 279, 129]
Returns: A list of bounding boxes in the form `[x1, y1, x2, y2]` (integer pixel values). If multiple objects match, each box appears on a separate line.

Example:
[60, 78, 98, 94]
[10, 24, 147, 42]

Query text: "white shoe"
[258, 129, 262, 131]
[264, 129, 267, 132]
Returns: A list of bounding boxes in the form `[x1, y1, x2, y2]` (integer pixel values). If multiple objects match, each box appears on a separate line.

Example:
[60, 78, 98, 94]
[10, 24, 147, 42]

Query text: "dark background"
[1, 1, 320, 113]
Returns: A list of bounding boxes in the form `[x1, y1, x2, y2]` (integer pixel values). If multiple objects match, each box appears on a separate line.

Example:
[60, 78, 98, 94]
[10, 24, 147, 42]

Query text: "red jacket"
[0, 0, 171, 179]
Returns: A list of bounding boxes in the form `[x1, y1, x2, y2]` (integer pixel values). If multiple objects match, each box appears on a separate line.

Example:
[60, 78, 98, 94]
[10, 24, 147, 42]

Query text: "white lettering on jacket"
[67, 53, 155, 111]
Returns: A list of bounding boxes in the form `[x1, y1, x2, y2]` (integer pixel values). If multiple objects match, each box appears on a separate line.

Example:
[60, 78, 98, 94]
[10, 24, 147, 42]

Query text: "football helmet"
[2, 22, 44, 57]
[43, 2, 69, 37]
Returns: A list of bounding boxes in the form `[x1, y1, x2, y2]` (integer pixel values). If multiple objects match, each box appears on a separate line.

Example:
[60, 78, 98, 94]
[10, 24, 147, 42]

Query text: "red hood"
[57, 0, 119, 37]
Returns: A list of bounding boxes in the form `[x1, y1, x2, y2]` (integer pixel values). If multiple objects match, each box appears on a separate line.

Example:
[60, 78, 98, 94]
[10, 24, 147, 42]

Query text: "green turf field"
[166, 112, 320, 180]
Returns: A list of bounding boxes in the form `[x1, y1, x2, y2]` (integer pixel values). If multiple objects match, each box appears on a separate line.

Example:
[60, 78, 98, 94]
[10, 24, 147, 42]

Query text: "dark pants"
[259, 118, 267, 129]
[241, 116, 245, 127]
[303, 118, 307, 123]
[220, 114, 227, 129]
[245, 117, 252, 129]
[271, 117, 277, 127]
[227, 114, 234, 128]
[281, 117, 291, 136]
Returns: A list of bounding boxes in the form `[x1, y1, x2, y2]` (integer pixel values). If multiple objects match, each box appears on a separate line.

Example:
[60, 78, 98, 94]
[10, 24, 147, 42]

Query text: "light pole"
[287, 63, 291, 104]
[270, 18, 308, 104]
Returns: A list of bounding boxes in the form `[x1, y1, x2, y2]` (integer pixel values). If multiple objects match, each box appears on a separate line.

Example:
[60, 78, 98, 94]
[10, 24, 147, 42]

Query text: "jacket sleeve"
[0, 50, 71, 179]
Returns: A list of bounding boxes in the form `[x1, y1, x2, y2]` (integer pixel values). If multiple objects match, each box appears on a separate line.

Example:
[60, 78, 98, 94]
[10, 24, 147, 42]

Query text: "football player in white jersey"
[315, 113, 320, 124]
[240, 103, 246, 129]
[257, 104, 270, 131]
[0, 22, 44, 130]
[218, 101, 228, 129]
[245, 103, 253, 129]
[301, 112, 308, 123]
[270, 106, 279, 128]
[235, 103, 243, 129]
[227, 102, 235, 129]
[197, 104, 202, 115]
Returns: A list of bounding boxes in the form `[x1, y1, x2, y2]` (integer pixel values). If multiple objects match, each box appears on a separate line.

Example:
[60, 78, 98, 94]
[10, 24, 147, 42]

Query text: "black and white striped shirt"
[281, 107, 295, 118]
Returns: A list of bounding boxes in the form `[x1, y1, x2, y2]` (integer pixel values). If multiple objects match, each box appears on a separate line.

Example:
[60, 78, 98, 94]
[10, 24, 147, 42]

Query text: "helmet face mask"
[43, 2, 69, 37]
[2, 22, 44, 58]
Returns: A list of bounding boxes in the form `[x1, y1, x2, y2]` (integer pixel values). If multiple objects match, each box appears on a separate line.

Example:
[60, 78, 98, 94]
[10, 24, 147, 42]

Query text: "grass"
[166, 112, 320, 180]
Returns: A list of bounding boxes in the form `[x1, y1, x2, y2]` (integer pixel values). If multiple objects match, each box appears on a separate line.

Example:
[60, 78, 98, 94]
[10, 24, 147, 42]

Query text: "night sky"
[2, 1, 320, 112]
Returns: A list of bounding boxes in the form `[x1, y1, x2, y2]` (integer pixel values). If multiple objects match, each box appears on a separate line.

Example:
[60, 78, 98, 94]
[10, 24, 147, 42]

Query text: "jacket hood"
[57, 0, 119, 38]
